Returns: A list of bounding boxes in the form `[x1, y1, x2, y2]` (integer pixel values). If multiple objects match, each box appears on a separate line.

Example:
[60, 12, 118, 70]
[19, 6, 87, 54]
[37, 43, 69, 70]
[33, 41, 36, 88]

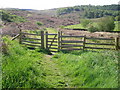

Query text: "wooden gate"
[20, 30, 44, 49]
[45, 31, 58, 52]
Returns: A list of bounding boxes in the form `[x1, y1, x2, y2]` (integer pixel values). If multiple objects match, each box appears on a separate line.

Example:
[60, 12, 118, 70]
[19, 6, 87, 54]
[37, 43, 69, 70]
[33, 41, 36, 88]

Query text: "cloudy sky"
[0, 0, 119, 10]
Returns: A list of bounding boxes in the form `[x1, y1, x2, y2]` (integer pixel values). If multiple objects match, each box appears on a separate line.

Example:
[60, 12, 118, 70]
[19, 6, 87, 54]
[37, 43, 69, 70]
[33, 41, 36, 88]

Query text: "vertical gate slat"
[83, 35, 86, 51]
[41, 31, 44, 49]
[46, 31, 48, 49]
[58, 32, 60, 51]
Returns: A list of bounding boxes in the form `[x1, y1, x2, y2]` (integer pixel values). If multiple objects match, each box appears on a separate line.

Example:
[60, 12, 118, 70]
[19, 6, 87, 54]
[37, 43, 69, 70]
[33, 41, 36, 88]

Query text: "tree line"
[57, 4, 120, 18]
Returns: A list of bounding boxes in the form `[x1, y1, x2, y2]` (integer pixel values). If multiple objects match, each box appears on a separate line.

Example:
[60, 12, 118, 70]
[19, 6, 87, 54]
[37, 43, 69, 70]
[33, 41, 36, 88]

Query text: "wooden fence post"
[83, 35, 86, 51]
[58, 31, 60, 51]
[46, 31, 48, 50]
[115, 37, 119, 50]
[60, 31, 62, 49]
[41, 31, 44, 49]
[19, 29, 22, 44]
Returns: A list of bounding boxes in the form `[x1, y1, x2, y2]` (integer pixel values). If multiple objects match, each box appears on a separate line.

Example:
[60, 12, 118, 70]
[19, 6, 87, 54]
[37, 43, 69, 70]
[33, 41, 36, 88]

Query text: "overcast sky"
[0, 0, 119, 10]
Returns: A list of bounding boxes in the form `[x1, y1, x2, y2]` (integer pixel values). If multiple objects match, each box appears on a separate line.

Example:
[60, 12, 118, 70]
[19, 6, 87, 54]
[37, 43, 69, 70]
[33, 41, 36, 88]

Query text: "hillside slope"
[1, 9, 80, 36]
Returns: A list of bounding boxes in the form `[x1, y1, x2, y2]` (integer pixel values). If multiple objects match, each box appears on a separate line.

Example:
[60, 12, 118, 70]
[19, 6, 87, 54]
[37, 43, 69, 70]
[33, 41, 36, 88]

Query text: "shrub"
[81, 19, 91, 28]
[36, 21, 43, 26]
[88, 24, 98, 32]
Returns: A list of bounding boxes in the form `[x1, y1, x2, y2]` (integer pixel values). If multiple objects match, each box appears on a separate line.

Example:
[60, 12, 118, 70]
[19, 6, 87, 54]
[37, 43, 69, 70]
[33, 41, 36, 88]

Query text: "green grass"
[46, 28, 57, 33]
[64, 24, 86, 29]
[64, 20, 119, 32]
[52, 50, 119, 88]
[114, 21, 120, 31]
[2, 36, 51, 88]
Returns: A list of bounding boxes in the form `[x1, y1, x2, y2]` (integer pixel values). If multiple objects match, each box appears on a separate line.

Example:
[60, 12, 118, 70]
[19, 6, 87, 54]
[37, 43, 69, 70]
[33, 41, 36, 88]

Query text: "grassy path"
[41, 54, 71, 88]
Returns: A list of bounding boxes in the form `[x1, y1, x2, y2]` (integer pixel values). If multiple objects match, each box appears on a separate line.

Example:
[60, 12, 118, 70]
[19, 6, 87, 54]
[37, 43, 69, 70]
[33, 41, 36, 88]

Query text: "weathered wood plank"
[22, 40, 41, 44]
[86, 37, 114, 40]
[58, 32, 60, 50]
[83, 36, 86, 51]
[59, 48, 83, 51]
[60, 40, 83, 43]
[41, 31, 44, 49]
[47, 44, 58, 46]
[22, 32, 40, 36]
[115, 37, 119, 50]
[85, 43, 114, 46]
[22, 37, 41, 40]
[60, 35, 84, 38]
[45, 34, 57, 35]
[85, 46, 114, 50]
[11, 34, 20, 41]
[60, 45, 83, 47]
[46, 31, 48, 49]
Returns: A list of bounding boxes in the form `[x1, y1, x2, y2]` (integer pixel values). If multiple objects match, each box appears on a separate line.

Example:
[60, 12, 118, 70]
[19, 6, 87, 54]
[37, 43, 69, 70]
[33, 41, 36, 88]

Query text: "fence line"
[58, 32, 119, 51]
[19, 30, 120, 52]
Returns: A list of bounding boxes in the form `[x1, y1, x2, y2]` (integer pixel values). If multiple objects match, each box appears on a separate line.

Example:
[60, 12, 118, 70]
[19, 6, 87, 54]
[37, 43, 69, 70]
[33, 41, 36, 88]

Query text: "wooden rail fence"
[19, 30, 120, 52]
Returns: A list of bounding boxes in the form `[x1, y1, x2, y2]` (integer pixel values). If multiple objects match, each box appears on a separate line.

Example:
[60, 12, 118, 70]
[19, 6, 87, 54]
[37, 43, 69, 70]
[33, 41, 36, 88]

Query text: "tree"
[96, 16, 115, 32]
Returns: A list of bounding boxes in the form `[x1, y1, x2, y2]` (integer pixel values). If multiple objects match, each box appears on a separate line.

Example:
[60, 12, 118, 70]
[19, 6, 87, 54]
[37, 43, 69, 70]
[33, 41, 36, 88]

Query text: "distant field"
[64, 24, 85, 29]
[64, 20, 120, 31]
[114, 21, 120, 31]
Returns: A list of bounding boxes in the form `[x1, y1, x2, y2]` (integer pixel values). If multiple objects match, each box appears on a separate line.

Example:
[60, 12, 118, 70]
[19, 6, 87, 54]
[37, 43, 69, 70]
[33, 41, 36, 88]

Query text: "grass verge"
[52, 50, 119, 88]
[2, 36, 51, 88]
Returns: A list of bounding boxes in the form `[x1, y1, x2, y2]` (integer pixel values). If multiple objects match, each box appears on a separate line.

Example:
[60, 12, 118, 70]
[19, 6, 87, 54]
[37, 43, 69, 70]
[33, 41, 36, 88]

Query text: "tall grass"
[53, 50, 119, 88]
[2, 36, 51, 88]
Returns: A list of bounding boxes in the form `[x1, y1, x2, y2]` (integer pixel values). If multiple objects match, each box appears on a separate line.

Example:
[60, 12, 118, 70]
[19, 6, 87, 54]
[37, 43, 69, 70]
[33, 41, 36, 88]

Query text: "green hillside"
[1, 10, 26, 22]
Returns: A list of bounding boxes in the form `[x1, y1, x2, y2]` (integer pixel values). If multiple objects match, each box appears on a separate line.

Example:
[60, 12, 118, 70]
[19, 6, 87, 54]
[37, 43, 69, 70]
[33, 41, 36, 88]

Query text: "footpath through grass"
[41, 55, 71, 88]
[2, 36, 119, 88]
[52, 51, 119, 88]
